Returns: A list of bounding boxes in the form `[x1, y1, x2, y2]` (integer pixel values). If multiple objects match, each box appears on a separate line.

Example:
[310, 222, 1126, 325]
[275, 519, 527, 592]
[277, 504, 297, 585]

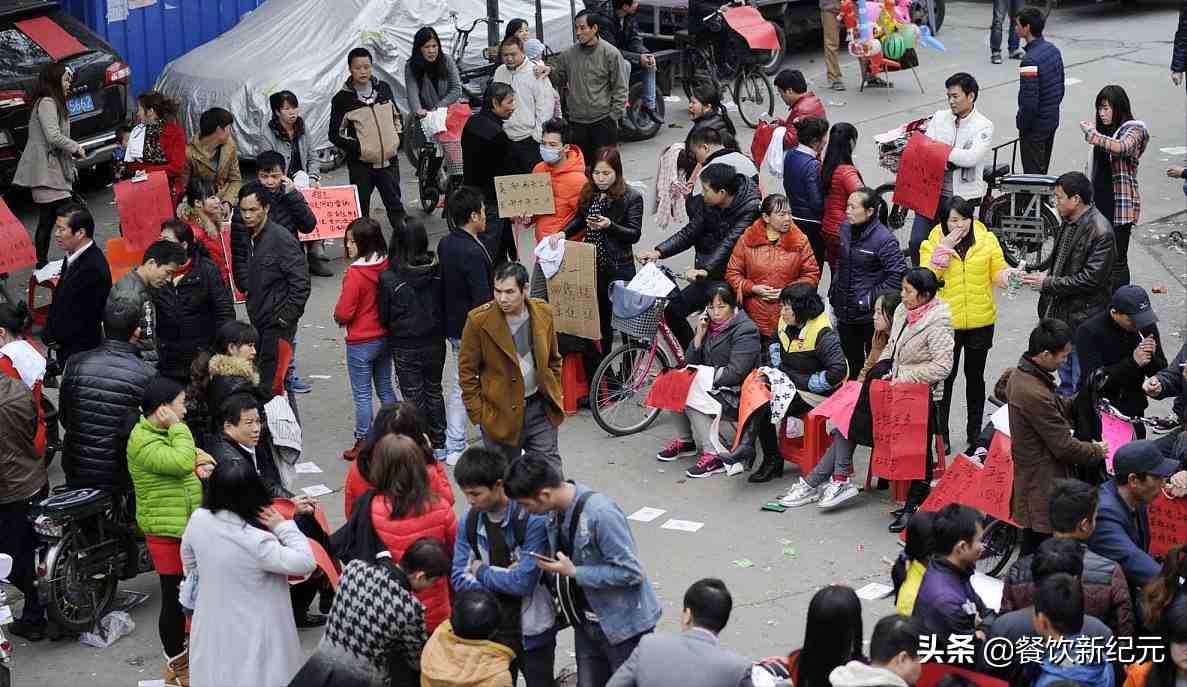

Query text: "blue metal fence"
[60, 0, 264, 95]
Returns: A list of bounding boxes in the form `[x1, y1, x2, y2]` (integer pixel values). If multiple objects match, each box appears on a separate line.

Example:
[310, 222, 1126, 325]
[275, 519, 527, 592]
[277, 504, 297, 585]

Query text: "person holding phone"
[1073, 284, 1167, 439]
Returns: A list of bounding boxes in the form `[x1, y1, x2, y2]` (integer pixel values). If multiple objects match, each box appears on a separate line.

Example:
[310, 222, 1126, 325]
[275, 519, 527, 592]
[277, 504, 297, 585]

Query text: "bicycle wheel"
[590, 341, 673, 436]
[45, 528, 119, 633]
[976, 518, 1020, 578]
[874, 183, 913, 233]
[732, 69, 775, 130]
[984, 194, 1060, 271]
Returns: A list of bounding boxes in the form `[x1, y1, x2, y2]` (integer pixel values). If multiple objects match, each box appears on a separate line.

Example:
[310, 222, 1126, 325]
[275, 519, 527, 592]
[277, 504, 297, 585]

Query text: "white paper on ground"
[855, 582, 895, 600]
[627, 507, 667, 522]
[294, 462, 322, 474]
[660, 519, 704, 532]
[626, 262, 676, 298]
[137, 681, 166, 687]
[1064, 77, 1082, 85]
[307, 374, 333, 380]
[301, 484, 334, 497]
[1160, 146, 1187, 156]
[972, 571, 1005, 612]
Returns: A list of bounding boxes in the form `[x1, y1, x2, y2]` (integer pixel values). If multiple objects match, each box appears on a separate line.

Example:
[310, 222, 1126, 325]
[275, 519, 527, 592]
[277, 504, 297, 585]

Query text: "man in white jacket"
[907, 72, 994, 265]
[494, 36, 557, 174]
[829, 614, 925, 687]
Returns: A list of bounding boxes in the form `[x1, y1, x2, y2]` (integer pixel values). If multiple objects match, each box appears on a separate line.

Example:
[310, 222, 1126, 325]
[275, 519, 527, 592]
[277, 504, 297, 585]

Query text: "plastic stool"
[779, 413, 834, 474]
[561, 353, 589, 416]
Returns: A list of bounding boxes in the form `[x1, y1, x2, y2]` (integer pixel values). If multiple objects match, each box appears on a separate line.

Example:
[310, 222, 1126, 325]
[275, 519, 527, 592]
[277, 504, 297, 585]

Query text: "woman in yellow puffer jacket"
[919, 196, 1011, 454]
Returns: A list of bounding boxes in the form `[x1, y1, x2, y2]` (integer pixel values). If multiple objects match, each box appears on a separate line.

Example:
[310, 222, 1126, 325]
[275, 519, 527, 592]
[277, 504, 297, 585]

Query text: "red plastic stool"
[561, 353, 589, 416]
[779, 413, 835, 474]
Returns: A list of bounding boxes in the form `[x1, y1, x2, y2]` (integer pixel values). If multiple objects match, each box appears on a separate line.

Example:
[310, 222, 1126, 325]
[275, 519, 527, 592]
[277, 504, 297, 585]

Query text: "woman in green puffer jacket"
[127, 376, 214, 685]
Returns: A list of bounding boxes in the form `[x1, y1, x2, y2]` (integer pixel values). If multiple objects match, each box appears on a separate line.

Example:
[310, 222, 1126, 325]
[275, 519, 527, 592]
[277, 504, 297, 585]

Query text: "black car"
[0, 0, 129, 187]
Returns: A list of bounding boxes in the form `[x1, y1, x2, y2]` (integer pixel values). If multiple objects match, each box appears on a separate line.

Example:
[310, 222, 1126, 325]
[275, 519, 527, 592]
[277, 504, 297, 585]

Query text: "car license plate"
[67, 93, 95, 117]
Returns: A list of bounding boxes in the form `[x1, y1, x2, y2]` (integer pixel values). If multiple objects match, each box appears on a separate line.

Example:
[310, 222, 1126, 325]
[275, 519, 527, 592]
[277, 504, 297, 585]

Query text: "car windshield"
[0, 26, 50, 82]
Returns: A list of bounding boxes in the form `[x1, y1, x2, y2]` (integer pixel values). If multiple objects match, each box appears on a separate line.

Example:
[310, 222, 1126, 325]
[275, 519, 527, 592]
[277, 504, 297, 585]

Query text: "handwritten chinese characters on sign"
[1147, 493, 1187, 558]
[0, 197, 36, 273]
[300, 185, 362, 241]
[113, 171, 174, 250]
[546, 241, 600, 340]
[893, 134, 952, 219]
[869, 380, 931, 481]
[495, 173, 555, 218]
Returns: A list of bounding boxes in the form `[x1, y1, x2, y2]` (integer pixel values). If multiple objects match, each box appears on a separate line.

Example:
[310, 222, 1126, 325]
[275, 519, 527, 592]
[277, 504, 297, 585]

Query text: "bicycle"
[448, 10, 501, 105]
[588, 265, 690, 436]
[873, 117, 1061, 270]
[977, 515, 1019, 577]
[674, 3, 775, 129]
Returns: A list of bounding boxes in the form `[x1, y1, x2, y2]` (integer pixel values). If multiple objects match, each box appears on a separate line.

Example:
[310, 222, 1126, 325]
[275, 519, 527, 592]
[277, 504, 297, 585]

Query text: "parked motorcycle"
[29, 488, 152, 638]
[1, 554, 14, 687]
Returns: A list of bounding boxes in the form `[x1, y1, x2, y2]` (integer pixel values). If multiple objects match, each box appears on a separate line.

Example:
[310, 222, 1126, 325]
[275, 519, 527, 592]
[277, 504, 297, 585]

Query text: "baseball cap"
[1110, 285, 1157, 330]
[1113, 440, 1179, 480]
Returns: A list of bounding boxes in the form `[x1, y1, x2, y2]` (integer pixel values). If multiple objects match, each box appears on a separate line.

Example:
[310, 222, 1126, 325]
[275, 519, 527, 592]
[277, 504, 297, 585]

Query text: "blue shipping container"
[60, 0, 264, 96]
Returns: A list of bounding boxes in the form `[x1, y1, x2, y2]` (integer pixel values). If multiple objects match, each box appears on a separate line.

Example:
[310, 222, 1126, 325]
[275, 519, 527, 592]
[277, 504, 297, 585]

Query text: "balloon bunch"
[839, 0, 945, 71]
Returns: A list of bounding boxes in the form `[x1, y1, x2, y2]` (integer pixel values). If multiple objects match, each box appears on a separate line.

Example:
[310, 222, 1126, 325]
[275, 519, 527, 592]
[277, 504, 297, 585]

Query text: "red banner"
[869, 380, 931, 481]
[1148, 493, 1187, 558]
[113, 171, 174, 250]
[917, 454, 981, 514]
[0, 197, 36, 273]
[962, 432, 1016, 524]
[808, 380, 862, 439]
[300, 185, 362, 241]
[893, 134, 952, 219]
[644, 367, 697, 412]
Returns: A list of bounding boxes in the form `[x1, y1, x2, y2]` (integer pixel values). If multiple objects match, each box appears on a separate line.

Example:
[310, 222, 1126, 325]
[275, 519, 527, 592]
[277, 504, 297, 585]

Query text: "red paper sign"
[1100, 411, 1134, 474]
[962, 432, 1016, 524]
[1148, 493, 1187, 558]
[917, 454, 981, 514]
[0, 197, 36, 273]
[645, 367, 697, 412]
[893, 134, 952, 219]
[722, 6, 780, 50]
[14, 17, 87, 60]
[808, 380, 862, 439]
[300, 185, 362, 241]
[113, 171, 175, 250]
[218, 223, 245, 304]
[869, 380, 931, 481]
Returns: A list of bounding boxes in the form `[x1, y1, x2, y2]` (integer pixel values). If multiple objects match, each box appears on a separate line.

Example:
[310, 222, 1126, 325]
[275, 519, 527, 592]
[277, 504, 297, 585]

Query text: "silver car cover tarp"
[155, 0, 575, 159]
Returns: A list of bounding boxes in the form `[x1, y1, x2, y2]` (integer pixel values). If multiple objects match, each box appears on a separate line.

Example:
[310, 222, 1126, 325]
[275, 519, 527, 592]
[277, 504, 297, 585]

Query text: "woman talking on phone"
[550, 147, 643, 367]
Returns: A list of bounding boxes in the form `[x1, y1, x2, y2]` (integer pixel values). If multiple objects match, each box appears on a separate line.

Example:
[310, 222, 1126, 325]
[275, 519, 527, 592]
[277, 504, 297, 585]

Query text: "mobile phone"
[528, 551, 558, 564]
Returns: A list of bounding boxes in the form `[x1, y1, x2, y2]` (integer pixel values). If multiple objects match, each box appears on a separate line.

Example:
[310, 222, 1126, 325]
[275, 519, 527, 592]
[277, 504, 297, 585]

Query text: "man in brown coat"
[1007, 319, 1107, 556]
[458, 262, 564, 470]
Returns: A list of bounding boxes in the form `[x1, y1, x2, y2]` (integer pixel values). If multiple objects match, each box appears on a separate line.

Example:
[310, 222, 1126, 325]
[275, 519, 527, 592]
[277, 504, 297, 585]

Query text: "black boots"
[748, 421, 785, 483]
[889, 480, 931, 532]
[719, 418, 758, 470]
[888, 506, 916, 533]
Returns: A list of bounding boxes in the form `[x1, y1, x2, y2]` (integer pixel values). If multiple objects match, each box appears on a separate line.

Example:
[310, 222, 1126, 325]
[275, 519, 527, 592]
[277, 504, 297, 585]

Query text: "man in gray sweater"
[549, 9, 628, 168]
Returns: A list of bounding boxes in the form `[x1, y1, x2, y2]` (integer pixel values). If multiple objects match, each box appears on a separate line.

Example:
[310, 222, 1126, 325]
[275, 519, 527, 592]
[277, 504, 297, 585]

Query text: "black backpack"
[464, 506, 530, 561]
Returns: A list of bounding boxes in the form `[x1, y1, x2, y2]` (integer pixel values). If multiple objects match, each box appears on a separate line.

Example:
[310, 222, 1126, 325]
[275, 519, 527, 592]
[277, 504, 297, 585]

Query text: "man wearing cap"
[1088, 440, 1183, 594]
[1074, 285, 1168, 438]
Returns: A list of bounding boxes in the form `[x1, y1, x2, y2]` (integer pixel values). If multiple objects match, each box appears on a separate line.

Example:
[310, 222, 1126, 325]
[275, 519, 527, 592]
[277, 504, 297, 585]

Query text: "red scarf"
[906, 298, 938, 326]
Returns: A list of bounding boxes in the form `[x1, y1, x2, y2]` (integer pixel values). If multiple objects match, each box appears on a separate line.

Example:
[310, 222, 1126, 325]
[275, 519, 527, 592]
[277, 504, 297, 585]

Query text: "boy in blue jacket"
[1015, 7, 1064, 174]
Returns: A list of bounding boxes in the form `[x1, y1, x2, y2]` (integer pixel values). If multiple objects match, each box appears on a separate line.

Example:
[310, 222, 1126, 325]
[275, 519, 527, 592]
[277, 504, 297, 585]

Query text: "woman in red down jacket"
[342, 402, 454, 520]
[124, 91, 188, 203]
[368, 432, 457, 633]
[819, 123, 864, 271]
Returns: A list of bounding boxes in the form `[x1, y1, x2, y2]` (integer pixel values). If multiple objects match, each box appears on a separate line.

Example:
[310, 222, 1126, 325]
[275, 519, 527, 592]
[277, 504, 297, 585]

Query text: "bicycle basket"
[609, 281, 665, 339]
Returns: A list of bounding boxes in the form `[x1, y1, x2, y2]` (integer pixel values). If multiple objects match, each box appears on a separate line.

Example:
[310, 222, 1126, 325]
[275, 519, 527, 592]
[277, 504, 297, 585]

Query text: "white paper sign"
[294, 462, 323, 474]
[301, 484, 334, 497]
[107, 0, 130, 22]
[626, 262, 677, 298]
[627, 507, 667, 523]
[855, 582, 895, 600]
[33, 259, 63, 283]
[971, 571, 1005, 612]
[660, 519, 704, 532]
[990, 403, 1011, 437]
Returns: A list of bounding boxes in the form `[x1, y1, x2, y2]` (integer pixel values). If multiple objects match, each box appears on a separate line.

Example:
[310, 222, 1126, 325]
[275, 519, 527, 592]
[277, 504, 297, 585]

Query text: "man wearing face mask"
[530, 118, 587, 243]
[494, 36, 557, 174]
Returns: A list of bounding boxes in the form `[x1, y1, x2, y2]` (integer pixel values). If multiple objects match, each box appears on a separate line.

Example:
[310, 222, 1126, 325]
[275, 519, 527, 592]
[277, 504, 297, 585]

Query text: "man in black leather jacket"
[59, 299, 154, 491]
[637, 163, 760, 347]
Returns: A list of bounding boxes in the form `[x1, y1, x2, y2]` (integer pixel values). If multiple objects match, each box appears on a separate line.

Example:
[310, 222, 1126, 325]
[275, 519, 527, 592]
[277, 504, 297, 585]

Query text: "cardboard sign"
[645, 367, 697, 411]
[0, 197, 36, 273]
[545, 241, 600, 340]
[495, 173, 555, 218]
[962, 432, 1015, 524]
[218, 223, 245, 304]
[893, 134, 952, 219]
[869, 380, 931, 481]
[808, 380, 862, 438]
[1148, 493, 1187, 558]
[1100, 411, 1134, 474]
[113, 171, 174, 250]
[300, 185, 361, 241]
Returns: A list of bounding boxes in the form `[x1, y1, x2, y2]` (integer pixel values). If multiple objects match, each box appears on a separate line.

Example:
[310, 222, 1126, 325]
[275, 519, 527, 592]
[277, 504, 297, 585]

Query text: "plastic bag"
[79, 611, 135, 648]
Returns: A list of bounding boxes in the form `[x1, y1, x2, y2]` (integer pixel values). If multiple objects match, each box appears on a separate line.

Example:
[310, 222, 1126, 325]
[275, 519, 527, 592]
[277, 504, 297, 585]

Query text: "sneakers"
[445, 451, 462, 467]
[818, 479, 859, 510]
[686, 452, 727, 478]
[342, 438, 364, 462]
[829, 80, 846, 91]
[656, 438, 696, 462]
[991, 52, 1003, 64]
[725, 461, 745, 477]
[1009, 48, 1026, 59]
[287, 375, 312, 394]
[778, 478, 821, 507]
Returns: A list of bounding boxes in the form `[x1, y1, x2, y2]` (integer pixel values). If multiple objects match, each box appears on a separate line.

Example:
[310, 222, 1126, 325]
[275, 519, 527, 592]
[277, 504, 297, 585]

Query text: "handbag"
[330, 490, 387, 565]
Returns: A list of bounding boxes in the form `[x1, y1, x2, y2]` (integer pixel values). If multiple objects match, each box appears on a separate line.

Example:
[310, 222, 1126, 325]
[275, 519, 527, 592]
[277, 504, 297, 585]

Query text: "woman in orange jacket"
[725, 194, 821, 342]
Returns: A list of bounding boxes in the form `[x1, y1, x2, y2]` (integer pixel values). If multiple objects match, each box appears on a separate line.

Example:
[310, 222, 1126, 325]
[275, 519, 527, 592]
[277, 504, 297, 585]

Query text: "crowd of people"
[0, 2, 1185, 687]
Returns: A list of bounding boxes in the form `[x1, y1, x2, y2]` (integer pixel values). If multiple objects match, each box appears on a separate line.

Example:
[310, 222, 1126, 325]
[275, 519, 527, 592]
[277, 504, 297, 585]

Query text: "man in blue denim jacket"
[450, 448, 556, 687]
[506, 453, 662, 687]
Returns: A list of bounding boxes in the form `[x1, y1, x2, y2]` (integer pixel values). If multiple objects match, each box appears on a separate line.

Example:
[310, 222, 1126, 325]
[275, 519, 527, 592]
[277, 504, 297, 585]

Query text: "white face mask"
[540, 146, 563, 164]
